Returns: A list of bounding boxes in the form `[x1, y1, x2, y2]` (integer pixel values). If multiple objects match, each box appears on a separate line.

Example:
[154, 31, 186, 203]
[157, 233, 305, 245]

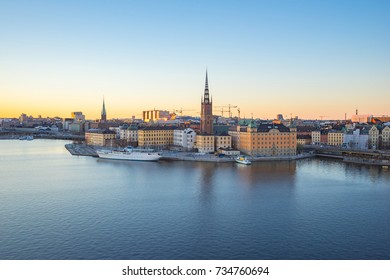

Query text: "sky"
[0, 0, 389, 120]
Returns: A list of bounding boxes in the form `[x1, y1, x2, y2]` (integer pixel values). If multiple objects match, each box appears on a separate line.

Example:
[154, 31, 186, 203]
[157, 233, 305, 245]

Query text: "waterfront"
[1, 140, 390, 259]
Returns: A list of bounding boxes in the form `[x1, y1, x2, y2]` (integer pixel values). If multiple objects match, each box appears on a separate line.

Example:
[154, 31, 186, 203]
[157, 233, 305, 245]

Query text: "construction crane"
[173, 108, 195, 117]
[237, 108, 240, 119]
[214, 106, 227, 117]
[214, 104, 238, 118]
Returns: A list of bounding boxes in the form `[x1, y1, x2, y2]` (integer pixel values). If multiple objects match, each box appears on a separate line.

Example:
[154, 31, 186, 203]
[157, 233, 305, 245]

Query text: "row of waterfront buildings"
[3, 71, 389, 155]
[85, 71, 297, 156]
[85, 121, 297, 156]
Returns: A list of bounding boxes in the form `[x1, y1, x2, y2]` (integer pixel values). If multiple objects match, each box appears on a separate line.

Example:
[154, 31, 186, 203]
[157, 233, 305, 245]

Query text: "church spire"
[203, 70, 210, 104]
[101, 97, 107, 122]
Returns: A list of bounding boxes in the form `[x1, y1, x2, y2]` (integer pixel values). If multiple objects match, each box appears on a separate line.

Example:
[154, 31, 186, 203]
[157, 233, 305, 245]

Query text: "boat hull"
[235, 156, 251, 165]
[97, 151, 161, 161]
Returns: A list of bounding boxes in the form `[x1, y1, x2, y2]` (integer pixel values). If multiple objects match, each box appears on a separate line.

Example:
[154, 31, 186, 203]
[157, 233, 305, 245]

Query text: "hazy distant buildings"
[351, 114, 372, 123]
[71, 112, 85, 122]
[142, 110, 170, 123]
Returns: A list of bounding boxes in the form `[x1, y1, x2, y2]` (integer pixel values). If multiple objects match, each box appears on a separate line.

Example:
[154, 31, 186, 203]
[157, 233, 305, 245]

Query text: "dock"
[65, 144, 98, 157]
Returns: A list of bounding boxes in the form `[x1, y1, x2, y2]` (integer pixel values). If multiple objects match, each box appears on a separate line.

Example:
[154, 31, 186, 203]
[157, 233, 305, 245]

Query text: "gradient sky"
[1, 0, 389, 120]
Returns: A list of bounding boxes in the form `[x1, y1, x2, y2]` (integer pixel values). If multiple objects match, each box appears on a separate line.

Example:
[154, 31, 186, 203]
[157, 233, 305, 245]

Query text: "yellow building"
[368, 126, 380, 149]
[297, 135, 311, 145]
[138, 126, 176, 149]
[381, 126, 390, 149]
[311, 130, 321, 145]
[85, 129, 116, 146]
[238, 121, 296, 156]
[215, 133, 232, 150]
[195, 135, 215, 153]
[327, 130, 344, 146]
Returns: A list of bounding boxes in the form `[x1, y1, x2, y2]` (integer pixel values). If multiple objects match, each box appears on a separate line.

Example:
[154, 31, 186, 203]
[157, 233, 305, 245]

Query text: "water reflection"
[235, 161, 297, 188]
[344, 162, 390, 185]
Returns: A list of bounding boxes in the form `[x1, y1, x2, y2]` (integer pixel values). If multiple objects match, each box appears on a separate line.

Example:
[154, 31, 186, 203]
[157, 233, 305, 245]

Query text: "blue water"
[1, 140, 390, 259]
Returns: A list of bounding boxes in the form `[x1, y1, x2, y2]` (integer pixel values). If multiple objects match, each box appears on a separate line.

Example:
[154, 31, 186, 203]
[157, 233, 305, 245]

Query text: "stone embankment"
[65, 144, 98, 157]
[64, 143, 314, 162]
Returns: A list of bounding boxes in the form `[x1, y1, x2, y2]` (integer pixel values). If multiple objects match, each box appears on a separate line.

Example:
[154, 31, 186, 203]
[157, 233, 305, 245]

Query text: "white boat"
[97, 146, 161, 162]
[19, 136, 33, 140]
[235, 156, 251, 165]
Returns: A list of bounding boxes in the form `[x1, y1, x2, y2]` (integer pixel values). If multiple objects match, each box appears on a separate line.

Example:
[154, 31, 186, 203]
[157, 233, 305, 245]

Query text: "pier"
[65, 144, 98, 157]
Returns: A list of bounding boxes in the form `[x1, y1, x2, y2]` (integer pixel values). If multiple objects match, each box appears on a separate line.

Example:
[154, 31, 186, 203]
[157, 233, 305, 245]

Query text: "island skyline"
[1, 0, 389, 119]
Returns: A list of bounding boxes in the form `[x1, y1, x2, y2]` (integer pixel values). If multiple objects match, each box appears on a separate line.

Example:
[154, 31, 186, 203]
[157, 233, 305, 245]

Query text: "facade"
[368, 126, 380, 149]
[382, 126, 390, 149]
[69, 122, 83, 133]
[327, 130, 344, 146]
[85, 129, 116, 146]
[200, 71, 213, 135]
[119, 126, 138, 144]
[215, 133, 232, 150]
[138, 126, 176, 149]
[195, 135, 215, 153]
[173, 128, 196, 151]
[297, 135, 311, 145]
[343, 128, 369, 149]
[311, 130, 320, 144]
[228, 126, 241, 149]
[238, 121, 297, 156]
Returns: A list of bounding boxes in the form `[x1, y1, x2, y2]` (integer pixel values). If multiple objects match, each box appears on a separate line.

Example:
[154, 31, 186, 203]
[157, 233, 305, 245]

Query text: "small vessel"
[19, 136, 33, 140]
[382, 166, 389, 170]
[235, 156, 251, 165]
[97, 146, 161, 162]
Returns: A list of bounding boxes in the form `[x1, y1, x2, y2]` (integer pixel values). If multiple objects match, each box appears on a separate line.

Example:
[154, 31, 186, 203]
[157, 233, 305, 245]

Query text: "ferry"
[97, 146, 161, 162]
[235, 156, 251, 165]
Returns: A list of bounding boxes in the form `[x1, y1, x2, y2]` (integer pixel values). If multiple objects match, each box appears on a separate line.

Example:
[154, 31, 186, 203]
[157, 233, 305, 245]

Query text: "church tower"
[101, 98, 107, 122]
[200, 70, 213, 135]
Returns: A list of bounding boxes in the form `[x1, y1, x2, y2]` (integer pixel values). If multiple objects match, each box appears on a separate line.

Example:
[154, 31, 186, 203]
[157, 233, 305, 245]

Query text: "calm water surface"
[1, 140, 390, 259]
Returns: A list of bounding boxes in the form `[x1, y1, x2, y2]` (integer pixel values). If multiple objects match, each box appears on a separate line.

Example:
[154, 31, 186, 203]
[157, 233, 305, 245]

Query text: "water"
[1, 140, 390, 260]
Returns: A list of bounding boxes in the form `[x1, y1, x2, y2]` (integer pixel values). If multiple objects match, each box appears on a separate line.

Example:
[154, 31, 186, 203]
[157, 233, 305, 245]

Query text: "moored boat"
[235, 156, 251, 165]
[97, 146, 161, 162]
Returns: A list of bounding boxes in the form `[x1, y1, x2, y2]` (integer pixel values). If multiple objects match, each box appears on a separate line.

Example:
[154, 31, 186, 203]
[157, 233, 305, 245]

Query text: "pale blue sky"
[1, 0, 389, 119]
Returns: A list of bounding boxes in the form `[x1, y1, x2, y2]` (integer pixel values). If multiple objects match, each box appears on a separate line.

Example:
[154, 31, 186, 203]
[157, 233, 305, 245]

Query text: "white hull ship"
[97, 147, 161, 162]
[235, 156, 251, 165]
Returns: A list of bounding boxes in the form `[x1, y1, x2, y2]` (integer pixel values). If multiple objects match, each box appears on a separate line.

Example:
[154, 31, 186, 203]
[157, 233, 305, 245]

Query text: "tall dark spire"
[101, 97, 107, 122]
[200, 69, 213, 135]
[203, 70, 210, 104]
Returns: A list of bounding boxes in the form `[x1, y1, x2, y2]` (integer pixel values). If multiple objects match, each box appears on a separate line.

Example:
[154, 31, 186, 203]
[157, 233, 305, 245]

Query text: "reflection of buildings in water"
[344, 162, 389, 183]
[196, 162, 216, 189]
[236, 161, 297, 188]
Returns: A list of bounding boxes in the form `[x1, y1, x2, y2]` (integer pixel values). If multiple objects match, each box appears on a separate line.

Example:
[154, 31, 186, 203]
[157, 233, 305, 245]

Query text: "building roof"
[139, 126, 178, 131]
[86, 128, 115, 134]
[296, 126, 315, 132]
[256, 123, 290, 133]
[216, 131, 230, 136]
[297, 135, 312, 139]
